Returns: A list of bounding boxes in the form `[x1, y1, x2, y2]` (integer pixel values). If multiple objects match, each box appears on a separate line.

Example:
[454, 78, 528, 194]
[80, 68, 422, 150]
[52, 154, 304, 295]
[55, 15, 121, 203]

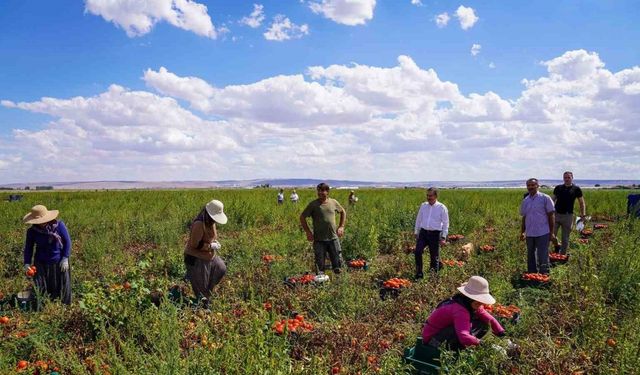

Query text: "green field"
[1, 188, 639, 374]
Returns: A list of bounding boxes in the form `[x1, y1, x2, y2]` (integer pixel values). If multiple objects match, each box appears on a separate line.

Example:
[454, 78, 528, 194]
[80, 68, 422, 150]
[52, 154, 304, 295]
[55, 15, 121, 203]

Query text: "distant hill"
[1, 179, 639, 190]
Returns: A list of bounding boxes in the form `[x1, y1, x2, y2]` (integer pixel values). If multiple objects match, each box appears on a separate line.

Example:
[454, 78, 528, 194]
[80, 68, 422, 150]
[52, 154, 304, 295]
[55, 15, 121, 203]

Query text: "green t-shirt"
[301, 198, 345, 241]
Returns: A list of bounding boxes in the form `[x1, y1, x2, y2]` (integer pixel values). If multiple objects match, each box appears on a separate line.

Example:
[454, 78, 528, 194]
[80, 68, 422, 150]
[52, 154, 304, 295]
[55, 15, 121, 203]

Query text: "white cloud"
[264, 15, 309, 41]
[489, 62, 496, 69]
[471, 44, 481, 56]
[239, 4, 265, 28]
[435, 12, 450, 28]
[309, 0, 376, 26]
[85, 0, 217, 38]
[455, 5, 478, 30]
[3, 50, 639, 182]
[411, 0, 423, 6]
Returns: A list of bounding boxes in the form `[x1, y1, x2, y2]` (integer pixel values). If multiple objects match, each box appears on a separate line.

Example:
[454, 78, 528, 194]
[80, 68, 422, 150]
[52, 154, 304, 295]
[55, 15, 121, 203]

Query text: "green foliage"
[0, 188, 638, 374]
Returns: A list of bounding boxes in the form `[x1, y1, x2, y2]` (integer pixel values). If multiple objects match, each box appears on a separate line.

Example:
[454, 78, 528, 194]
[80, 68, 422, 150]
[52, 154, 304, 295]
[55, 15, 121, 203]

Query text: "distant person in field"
[552, 171, 586, 254]
[520, 178, 556, 274]
[290, 189, 299, 203]
[22, 205, 72, 305]
[277, 189, 284, 205]
[348, 190, 358, 205]
[413, 187, 449, 279]
[300, 183, 346, 274]
[184, 200, 227, 308]
[422, 276, 505, 350]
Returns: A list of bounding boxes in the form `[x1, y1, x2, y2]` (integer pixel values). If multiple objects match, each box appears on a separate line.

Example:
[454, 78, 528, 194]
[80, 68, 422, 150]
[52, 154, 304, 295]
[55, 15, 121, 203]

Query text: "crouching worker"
[422, 276, 505, 350]
[184, 200, 228, 308]
[23, 205, 72, 305]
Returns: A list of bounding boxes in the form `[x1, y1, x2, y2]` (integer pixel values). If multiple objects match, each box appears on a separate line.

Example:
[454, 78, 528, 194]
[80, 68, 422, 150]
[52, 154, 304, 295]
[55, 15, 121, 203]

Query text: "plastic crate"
[403, 337, 441, 375]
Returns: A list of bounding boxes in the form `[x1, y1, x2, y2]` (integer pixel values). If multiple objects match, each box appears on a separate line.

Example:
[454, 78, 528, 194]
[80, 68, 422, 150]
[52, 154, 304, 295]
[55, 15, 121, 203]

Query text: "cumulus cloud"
[3, 50, 639, 182]
[471, 44, 481, 56]
[309, 0, 376, 26]
[263, 15, 309, 41]
[84, 0, 217, 38]
[435, 12, 450, 28]
[239, 3, 265, 28]
[455, 5, 478, 30]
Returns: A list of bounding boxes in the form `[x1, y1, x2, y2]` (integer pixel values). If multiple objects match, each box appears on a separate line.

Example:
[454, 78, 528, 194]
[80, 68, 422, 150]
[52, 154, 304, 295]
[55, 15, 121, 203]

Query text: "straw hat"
[457, 276, 496, 305]
[205, 200, 227, 225]
[23, 205, 59, 225]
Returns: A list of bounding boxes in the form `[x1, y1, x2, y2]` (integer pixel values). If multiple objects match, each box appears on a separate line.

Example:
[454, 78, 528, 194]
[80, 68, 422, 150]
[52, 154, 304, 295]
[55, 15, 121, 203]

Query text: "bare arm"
[578, 196, 586, 217]
[300, 214, 313, 241]
[337, 209, 346, 237]
[520, 216, 526, 240]
[547, 211, 555, 236]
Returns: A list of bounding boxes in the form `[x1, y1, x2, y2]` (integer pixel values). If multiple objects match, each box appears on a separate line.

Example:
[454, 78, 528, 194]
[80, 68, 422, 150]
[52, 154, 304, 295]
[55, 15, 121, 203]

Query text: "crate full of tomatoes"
[514, 273, 551, 288]
[447, 234, 465, 242]
[549, 253, 569, 265]
[284, 273, 316, 288]
[479, 245, 496, 253]
[347, 259, 368, 270]
[272, 314, 314, 335]
[484, 304, 521, 324]
[440, 259, 465, 268]
[379, 278, 411, 300]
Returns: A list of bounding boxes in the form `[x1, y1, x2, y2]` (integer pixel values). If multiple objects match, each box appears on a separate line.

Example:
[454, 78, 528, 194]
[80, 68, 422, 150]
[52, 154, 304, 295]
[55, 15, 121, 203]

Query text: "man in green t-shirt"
[300, 182, 347, 274]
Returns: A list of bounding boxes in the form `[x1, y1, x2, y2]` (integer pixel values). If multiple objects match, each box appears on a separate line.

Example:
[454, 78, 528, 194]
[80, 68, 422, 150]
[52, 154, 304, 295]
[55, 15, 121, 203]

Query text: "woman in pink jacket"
[422, 276, 505, 350]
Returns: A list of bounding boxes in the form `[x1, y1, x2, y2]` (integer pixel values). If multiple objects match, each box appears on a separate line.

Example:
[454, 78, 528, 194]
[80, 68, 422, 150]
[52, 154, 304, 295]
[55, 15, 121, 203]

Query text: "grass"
[0, 188, 639, 374]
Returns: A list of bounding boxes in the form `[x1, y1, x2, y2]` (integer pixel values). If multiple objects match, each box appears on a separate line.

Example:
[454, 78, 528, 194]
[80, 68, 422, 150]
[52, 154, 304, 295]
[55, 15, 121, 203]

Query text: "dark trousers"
[427, 318, 489, 351]
[526, 233, 550, 274]
[415, 229, 441, 274]
[313, 239, 343, 273]
[34, 261, 72, 305]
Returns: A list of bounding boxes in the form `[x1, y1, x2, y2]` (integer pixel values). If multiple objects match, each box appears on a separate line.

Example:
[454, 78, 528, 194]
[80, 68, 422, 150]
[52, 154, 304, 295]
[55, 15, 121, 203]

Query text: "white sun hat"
[457, 276, 496, 305]
[23, 205, 59, 225]
[205, 199, 228, 225]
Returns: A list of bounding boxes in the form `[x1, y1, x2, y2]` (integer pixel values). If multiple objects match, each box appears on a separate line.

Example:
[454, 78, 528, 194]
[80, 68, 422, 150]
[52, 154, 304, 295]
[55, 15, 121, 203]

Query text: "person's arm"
[212, 223, 218, 241]
[58, 221, 72, 259]
[414, 205, 423, 238]
[452, 308, 481, 347]
[23, 229, 35, 266]
[187, 222, 208, 252]
[337, 203, 346, 237]
[299, 208, 314, 241]
[552, 186, 558, 204]
[440, 205, 449, 243]
[578, 196, 586, 217]
[520, 216, 526, 241]
[476, 307, 506, 336]
[546, 196, 556, 238]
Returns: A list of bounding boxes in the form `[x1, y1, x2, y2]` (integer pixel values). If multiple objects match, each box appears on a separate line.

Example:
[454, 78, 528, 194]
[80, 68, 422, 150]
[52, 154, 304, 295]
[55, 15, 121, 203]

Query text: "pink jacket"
[422, 303, 505, 347]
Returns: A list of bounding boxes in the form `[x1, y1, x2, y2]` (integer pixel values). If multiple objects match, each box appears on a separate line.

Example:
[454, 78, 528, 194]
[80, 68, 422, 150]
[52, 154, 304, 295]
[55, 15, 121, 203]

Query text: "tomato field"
[1, 188, 639, 374]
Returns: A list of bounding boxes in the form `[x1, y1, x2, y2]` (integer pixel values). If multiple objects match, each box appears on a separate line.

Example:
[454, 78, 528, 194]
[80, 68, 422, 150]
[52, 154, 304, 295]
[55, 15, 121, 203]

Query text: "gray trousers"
[313, 239, 343, 273]
[184, 255, 226, 300]
[554, 213, 573, 254]
[526, 234, 550, 274]
[34, 261, 72, 305]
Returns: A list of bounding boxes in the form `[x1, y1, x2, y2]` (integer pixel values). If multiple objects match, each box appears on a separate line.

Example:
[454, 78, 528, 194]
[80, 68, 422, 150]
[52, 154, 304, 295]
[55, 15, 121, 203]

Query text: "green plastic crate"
[403, 337, 441, 374]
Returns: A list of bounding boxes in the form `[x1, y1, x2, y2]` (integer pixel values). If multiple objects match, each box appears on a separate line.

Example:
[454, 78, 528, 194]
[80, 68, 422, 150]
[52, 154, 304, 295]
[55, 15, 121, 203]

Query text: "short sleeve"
[545, 195, 555, 213]
[575, 186, 583, 198]
[334, 199, 345, 213]
[301, 202, 314, 218]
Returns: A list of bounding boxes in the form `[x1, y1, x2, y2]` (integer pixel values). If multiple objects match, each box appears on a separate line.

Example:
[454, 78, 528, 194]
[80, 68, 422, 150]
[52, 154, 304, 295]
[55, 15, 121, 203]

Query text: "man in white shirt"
[414, 187, 449, 279]
[290, 189, 299, 203]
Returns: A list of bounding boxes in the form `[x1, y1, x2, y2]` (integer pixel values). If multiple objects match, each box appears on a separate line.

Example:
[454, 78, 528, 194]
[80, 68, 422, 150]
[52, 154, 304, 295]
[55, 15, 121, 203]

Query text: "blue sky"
[0, 0, 639, 183]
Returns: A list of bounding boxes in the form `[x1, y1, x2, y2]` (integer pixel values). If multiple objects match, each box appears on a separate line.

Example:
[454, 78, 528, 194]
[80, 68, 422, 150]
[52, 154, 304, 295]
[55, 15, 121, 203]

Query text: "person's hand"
[24, 264, 31, 273]
[439, 238, 446, 246]
[550, 233, 557, 244]
[414, 233, 418, 241]
[210, 241, 221, 251]
[519, 232, 525, 241]
[337, 226, 345, 237]
[306, 232, 314, 242]
[60, 257, 69, 272]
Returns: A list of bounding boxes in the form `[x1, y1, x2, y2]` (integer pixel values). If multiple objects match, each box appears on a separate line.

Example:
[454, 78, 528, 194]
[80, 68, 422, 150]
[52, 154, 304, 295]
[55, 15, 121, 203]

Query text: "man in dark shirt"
[552, 171, 586, 254]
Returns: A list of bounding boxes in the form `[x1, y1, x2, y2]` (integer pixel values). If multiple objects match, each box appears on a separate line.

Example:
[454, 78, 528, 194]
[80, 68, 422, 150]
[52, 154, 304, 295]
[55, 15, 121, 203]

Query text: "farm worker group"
[20, 171, 587, 353]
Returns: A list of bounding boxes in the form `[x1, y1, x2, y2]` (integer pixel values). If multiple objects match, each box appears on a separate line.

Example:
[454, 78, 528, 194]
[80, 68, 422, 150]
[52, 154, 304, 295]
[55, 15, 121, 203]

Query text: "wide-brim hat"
[205, 199, 227, 225]
[457, 276, 496, 305]
[23, 205, 59, 225]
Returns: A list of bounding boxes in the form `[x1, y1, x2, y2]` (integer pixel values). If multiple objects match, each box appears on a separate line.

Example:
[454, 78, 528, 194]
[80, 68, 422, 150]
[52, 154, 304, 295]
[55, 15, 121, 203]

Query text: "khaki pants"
[554, 213, 573, 254]
[185, 255, 226, 300]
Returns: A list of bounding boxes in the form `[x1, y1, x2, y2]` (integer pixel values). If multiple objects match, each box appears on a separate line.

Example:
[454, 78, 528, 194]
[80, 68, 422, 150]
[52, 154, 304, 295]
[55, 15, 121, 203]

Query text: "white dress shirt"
[414, 201, 449, 238]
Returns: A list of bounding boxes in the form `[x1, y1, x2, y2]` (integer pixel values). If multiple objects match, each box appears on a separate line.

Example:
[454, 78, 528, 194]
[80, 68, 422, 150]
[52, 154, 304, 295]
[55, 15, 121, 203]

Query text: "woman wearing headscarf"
[23, 205, 72, 305]
[422, 276, 505, 350]
[184, 199, 228, 308]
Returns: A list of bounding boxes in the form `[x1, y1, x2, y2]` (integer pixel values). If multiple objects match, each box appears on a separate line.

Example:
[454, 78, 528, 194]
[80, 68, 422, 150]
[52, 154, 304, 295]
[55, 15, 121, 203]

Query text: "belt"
[421, 229, 441, 233]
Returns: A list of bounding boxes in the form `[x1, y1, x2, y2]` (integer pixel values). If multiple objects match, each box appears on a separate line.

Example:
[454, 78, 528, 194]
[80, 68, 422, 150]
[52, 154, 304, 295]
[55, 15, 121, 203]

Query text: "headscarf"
[31, 220, 63, 247]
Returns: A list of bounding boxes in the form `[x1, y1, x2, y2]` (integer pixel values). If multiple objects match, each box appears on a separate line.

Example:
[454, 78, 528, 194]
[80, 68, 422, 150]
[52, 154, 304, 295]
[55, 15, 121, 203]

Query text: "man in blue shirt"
[520, 179, 556, 275]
